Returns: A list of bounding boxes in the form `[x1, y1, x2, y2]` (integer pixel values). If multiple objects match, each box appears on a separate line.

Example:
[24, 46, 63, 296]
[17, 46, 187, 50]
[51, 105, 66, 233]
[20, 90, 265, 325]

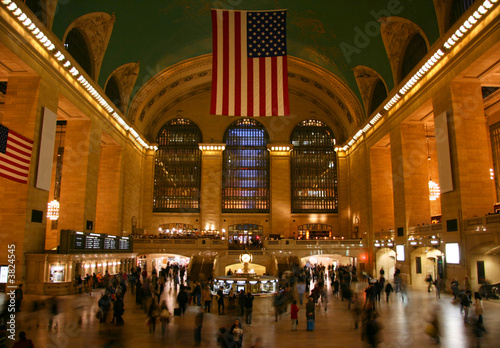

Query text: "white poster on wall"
[36, 107, 57, 191]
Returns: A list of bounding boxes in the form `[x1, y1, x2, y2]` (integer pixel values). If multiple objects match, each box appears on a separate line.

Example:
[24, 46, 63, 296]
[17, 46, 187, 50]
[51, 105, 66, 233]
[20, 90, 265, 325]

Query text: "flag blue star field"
[211, 9, 290, 117]
[0, 124, 33, 184]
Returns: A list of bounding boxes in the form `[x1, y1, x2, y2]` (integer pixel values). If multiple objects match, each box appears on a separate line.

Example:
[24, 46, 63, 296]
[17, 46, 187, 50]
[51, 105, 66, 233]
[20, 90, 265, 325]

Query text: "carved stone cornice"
[353, 66, 387, 117]
[65, 12, 116, 81]
[380, 16, 429, 86]
[108, 62, 140, 115]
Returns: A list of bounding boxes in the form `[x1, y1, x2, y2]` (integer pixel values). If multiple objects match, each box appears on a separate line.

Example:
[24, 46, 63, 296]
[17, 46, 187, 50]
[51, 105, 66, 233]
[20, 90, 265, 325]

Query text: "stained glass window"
[154, 118, 202, 212]
[223, 119, 269, 212]
[291, 120, 337, 213]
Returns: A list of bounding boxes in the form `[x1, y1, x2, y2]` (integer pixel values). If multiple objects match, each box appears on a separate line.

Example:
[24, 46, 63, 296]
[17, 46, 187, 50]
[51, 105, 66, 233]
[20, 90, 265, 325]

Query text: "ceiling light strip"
[0, 0, 152, 150]
[339, 0, 497, 152]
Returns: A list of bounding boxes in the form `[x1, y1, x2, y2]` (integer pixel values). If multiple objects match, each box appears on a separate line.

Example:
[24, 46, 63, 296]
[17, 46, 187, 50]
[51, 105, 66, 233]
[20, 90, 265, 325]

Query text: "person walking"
[177, 286, 189, 315]
[306, 296, 315, 331]
[202, 285, 212, 313]
[291, 300, 299, 331]
[461, 290, 472, 324]
[13, 331, 34, 348]
[148, 300, 160, 333]
[238, 290, 245, 316]
[297, 281, 306, 305]
[216, 288, 225, 315]
[159, 300, 170, 335]
[194, 306, 204, 346]
[384, 282, 393, 302]
[229, 318, 244, 348]
[474, 292, 484, 324]
[14, 284, 23, 312]
[244, 292, 254, 326]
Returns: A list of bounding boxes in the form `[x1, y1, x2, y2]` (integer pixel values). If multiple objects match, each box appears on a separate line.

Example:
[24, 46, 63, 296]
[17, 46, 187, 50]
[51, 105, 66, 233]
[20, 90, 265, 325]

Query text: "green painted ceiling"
[52, 0, 439, 109]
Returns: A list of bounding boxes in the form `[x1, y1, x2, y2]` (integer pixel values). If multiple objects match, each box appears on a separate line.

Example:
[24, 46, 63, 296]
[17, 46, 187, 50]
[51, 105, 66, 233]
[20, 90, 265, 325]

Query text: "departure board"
[59, 230, 132, 254]
[104, 237, 117, 250]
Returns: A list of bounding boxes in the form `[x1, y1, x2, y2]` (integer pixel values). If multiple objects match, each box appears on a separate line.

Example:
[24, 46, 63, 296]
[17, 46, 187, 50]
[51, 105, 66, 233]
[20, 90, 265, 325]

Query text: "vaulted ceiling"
[46, 1, 446, 142]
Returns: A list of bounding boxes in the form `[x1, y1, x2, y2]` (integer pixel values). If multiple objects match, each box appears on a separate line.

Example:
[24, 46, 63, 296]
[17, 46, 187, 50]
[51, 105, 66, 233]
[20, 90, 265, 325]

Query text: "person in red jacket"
[291, 300, 299, 331]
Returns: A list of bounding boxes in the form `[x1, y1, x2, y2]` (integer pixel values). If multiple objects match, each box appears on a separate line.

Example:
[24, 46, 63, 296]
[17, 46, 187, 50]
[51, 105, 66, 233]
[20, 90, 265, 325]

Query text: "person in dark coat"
[216, 289, 225, 315]
[305, 296, 316, 331]
[113, 295, 125, 325]
[384, 282, 394, 302]
[177, 286, 189, 315]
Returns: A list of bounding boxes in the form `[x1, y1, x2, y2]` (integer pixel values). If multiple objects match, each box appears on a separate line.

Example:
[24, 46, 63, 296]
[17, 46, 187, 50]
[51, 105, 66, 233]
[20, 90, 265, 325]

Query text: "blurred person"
[112, 294, 125, 325]
[13, 331, 34, 348]
[14, 284, 23, 312]
[177, 285, 189, 315]
[351, 292, 363, 330]
[202, 285, 212, 313]
[465, 276, 472, 292]
[238, 290, 245, 316]
[148, 300, 160, 333]
[216, 288, 225, 315]
[306, 296, 315, 331]
[229, 318, 243, 348]
[434, 275, 444, 299]
[228, 288, 237, 315]
[426, 273, 434, 292]
[47, 296, 60, 331]
[461, 290, 472, 324]
[244, 291, 254, 326]
[451, 278, 459, 300]
[98, 293, 111, 324]
[425, 304, 441, 344]
[474, 292, 484, 324]
[159, 300, 170, 335]
[291, 300, 299, 331]
[363, 311, 383, 347]
[194, 306, 204, 346]
[384, 282, 393, 302]
[249, 337, 264, 348]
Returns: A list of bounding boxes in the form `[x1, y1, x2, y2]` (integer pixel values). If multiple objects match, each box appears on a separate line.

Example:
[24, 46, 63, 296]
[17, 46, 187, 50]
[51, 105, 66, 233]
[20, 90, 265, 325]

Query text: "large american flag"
[211, 9, 290, 117]
[0, 124, 33, 184]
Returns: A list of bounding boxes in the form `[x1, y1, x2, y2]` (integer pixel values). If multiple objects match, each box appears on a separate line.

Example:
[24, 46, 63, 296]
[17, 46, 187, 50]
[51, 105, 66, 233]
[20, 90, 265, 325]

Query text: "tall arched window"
[223, 119, 269, 213]
[370, 79, 387, 115]
[154, 118, 202, 212]
[105, 76, 122, 112]
[291, 120, 337, 213]
[400, 34, 427, 83]
[449, 0, 476, 30]
[64, 28, 92, 77]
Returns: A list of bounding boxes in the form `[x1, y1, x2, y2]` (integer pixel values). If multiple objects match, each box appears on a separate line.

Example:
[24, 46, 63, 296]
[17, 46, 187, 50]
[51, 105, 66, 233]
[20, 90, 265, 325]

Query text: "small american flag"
[0, 124, 33, 184]
[211, 9, 290, 117]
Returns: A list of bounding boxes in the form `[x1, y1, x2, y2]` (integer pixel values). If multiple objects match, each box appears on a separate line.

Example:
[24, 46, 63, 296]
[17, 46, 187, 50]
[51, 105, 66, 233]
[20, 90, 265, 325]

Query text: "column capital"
[267, 144, 293, 155]
[198, 143, 225, 153]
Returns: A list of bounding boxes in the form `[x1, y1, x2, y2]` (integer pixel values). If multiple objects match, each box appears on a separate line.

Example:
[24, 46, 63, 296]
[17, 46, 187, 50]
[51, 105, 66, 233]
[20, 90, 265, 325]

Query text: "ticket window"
[49, 264, 66, 282]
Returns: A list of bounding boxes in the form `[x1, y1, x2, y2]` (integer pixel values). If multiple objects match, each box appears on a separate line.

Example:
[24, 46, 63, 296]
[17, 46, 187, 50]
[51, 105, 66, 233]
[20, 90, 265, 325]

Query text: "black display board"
[59, 230, 133, 253]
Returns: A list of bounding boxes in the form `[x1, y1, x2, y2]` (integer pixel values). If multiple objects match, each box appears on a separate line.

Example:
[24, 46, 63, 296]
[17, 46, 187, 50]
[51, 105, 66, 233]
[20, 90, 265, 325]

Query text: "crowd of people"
[2, 262, 492, 347]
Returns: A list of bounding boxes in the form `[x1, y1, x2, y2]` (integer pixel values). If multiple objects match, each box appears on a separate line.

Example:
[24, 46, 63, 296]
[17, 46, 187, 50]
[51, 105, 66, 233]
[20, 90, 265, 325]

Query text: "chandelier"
[426, 127, 440, 201]
[47, 199, 60, 220]
[428, 180, 440, 201]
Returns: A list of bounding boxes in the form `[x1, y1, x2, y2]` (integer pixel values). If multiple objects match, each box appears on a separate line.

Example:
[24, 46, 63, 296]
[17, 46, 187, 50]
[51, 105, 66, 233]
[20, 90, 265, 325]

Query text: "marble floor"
[9, 281, 500, 348]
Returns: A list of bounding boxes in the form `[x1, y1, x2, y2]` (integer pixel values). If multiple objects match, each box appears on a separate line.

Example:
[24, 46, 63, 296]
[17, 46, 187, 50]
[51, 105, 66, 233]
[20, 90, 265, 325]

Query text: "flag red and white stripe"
[211, 9, 290, 117]
[0, 124, 33, 184]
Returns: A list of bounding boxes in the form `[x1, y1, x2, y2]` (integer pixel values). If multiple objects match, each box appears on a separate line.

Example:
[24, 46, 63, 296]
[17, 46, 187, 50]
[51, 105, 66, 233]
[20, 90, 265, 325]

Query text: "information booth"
[25, 230, 136, 295]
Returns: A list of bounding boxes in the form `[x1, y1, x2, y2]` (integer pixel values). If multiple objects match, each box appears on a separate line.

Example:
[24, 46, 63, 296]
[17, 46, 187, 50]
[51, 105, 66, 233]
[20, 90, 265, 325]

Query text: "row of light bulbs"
[0, 0, 154, 151]
[336, 0, 498, 153]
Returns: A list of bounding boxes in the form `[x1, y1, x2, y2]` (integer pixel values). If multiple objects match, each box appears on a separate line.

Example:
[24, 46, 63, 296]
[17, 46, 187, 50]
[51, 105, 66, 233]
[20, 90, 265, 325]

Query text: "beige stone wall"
[370, 147, 395, 232]
[96, 144, 123, 235]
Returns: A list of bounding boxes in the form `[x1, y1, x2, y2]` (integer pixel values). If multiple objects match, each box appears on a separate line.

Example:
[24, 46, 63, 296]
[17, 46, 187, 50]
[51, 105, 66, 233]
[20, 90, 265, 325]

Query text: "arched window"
[64, 28, 92, 77]
[105, 76, 122, 111]
[370, 79, 387, 115]
[223, 119, 269, 213]
[449, 0, 476, 30]
[291, 120, 337, 213]
[154, 118, 202, 212]
[400, 34, 427, 83]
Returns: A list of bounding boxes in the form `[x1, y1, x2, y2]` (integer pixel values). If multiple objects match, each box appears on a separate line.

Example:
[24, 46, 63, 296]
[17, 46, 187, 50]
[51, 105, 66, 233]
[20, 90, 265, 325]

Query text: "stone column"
[96, 144, 123, 235]
[140, 148, 156, 235]
[0, 75, 49, 282]
[199, 144, 225, 232]
[370, 147, 395, 232]
[57, 119, 102, 239]
[268, 144, 292, 237]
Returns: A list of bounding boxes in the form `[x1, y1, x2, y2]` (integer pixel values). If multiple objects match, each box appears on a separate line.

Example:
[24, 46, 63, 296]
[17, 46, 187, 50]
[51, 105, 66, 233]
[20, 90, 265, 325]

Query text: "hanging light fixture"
[426, 126, 440, 201]
[47, 121, 65, 221]
[47, 200, 60, 220]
